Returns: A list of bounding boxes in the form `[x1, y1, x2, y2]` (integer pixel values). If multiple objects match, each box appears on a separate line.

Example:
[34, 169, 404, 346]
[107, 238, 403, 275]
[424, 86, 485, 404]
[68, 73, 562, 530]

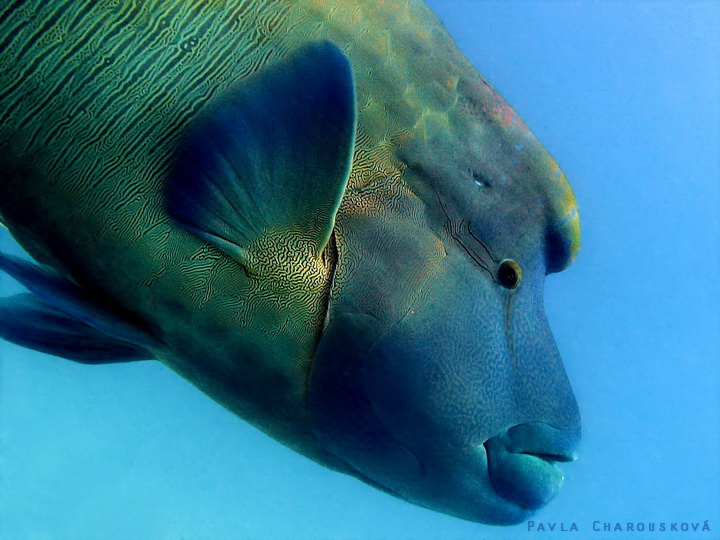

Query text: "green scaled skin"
[0, 0, 582, 525]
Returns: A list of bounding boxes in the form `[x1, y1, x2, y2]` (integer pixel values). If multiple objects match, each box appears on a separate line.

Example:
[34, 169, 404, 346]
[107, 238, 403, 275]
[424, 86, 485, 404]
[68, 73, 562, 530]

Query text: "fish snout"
[481, 422, 580, 511]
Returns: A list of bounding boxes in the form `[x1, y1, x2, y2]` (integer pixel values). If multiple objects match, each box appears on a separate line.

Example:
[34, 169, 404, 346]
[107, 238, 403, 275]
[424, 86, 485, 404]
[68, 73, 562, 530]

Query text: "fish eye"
[497, 259, 522, 289]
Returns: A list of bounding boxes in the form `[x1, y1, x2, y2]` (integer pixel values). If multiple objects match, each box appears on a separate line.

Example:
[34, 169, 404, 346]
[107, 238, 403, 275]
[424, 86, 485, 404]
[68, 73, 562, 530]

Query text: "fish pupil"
[498, 260, 521, 289]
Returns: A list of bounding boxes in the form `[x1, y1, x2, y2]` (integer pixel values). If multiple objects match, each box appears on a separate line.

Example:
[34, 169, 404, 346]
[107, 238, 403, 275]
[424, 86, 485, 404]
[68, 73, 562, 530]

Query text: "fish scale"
[0, 0, 582, 524]
[0, 1, 427, 308]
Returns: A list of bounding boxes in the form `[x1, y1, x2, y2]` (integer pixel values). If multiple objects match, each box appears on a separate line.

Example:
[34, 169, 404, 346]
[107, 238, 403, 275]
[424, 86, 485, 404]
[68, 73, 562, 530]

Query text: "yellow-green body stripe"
[0, 0, 580, 463]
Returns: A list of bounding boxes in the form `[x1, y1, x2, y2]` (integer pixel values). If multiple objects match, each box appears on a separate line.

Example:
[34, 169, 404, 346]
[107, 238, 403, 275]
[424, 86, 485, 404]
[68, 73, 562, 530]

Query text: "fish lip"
[478, 441, 564, 511]
[500, 422, 581, 463]
[478, 423, 580, 511]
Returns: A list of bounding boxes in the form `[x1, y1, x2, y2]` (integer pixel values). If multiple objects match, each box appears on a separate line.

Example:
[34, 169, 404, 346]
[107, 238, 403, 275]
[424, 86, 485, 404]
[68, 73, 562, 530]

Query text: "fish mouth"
[480, 423, 580, 511]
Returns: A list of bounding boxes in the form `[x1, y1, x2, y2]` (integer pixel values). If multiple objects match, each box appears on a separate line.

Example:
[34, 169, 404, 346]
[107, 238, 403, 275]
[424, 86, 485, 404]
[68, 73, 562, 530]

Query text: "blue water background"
[1, 1, 718, 538]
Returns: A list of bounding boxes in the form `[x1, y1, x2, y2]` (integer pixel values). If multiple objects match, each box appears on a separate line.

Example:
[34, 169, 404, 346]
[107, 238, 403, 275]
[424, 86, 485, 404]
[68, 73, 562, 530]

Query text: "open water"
[1, 1, 718, 538]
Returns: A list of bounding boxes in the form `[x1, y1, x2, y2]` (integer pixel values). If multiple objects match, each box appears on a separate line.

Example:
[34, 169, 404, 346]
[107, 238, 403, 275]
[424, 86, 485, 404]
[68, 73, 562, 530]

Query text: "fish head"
[308, 74, 581, 524]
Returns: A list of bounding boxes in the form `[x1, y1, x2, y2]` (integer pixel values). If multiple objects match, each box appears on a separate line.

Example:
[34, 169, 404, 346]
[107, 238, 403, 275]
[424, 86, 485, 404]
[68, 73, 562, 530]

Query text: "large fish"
[0, 0, 581, 525]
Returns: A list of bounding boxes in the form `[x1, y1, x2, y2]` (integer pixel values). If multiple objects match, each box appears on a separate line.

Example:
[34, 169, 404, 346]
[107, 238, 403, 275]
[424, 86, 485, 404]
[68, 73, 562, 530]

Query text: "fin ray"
[0, 251, 156, 351]
[0, 293, 151, 363]
[167, 40, 356, 261]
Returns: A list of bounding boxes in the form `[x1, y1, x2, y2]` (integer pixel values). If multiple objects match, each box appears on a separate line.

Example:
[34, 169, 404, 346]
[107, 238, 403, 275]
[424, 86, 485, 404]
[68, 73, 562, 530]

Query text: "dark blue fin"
[0, 294, 151, 363]
[167, 40, 356, 264]
[0, 251, 156, 362]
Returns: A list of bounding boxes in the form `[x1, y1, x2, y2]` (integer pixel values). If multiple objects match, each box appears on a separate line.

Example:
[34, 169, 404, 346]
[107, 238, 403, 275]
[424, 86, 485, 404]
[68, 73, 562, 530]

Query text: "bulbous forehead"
[396, 73, 580, 274]
[314, 0, 578, 273]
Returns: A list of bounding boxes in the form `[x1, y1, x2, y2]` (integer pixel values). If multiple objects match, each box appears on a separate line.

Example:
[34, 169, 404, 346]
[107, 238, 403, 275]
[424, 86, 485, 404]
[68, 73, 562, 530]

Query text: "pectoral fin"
[167, 40, 356, 264]
[0, 251, 155, 362]
[0, 294, 151, 363]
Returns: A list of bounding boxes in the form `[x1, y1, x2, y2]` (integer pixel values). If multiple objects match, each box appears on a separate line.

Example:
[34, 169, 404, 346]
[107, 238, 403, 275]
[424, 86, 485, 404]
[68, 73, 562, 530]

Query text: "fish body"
[0, 0, 581, 524]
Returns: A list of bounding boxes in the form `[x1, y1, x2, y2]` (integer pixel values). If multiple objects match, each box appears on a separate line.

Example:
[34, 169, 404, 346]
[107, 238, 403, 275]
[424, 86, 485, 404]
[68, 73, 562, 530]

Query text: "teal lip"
[480, 424, 579, 510]
[483, 438, 565, 510]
